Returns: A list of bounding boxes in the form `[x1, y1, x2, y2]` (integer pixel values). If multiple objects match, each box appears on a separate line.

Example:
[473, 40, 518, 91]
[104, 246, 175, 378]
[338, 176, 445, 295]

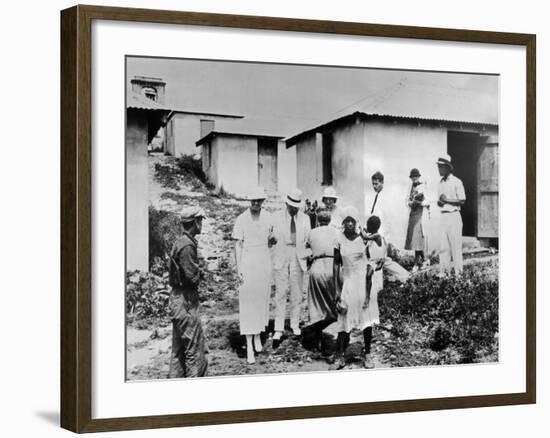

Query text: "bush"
[153, 162, 180, 190]
[153, 155, 207, 191]
[177, 154, 207, 183]
[149, 206, 181, 269]
[126, 270, 170, 322]
[378, 261, 498, 366]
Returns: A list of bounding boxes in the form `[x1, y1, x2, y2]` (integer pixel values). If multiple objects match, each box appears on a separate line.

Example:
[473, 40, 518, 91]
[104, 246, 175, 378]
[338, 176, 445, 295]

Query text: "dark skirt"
[308, 257, 337, 324]
[405, 207, 425, 251]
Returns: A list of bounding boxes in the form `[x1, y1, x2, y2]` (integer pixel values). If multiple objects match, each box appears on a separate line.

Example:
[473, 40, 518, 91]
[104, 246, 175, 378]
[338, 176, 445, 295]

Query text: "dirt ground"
[126, 155, 498, 381]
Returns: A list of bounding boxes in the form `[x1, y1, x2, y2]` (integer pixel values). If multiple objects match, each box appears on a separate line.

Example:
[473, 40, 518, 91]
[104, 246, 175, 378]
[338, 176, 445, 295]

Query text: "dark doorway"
[447, 131, 480, 237]
[258, 138, 278, 192]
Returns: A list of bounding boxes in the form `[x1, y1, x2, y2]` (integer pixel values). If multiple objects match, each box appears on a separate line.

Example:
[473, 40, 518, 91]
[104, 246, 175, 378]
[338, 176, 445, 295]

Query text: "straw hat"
[285, 188, 303, 208]
[436, 153, 453, 170]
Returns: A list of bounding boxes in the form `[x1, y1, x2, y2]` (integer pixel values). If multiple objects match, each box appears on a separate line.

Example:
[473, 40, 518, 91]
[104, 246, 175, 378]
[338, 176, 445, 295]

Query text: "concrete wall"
[331, 121, 368, 220]
[130, 79, 166, 104]
[204, 136, 297, 197]
[294, 119, 448, 251]
[166, 113, 239, 157]
[203, 140, 221, 188]
[295, 135, 319, 201]
[215, 136, 258, 197]
[277, 140, 297, 195]
[126, 109, 149, 271]
[295, 122, 367, 216]
[363, 120, 447, 251]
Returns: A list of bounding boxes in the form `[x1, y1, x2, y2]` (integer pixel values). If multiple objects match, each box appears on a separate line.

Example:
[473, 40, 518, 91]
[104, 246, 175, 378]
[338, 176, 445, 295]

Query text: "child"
[359, 215, 386, 369]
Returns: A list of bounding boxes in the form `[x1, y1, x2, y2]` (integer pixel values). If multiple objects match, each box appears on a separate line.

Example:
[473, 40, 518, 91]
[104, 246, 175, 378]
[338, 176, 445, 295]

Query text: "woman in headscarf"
[404, 168, 429, 272]
[303, 209, 339, 355]
[232, 187, 275, 364]
[330, 206, 381, 370]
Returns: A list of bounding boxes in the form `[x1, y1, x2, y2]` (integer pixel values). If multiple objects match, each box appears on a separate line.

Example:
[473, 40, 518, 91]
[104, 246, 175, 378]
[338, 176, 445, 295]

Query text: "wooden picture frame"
[60, 4, 536, 433]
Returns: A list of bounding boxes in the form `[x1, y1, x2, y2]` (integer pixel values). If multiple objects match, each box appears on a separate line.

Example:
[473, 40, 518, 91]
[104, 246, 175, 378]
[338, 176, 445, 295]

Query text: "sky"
[127, 56, 499, 137]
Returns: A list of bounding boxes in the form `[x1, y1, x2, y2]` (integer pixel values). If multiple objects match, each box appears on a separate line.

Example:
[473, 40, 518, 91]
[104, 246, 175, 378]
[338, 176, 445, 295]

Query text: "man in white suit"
[271, 188, 311, 343]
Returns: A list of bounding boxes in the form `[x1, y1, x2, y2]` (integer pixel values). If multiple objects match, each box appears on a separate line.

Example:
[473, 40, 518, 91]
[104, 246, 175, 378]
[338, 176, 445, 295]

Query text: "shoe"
[363, 354, 375, 369]
[273, 331, 282, 340]
[253, 335, 263, 353]
[247, 348, 256, 365]
[292, 328, 301, 336]
[328, 357, 346, 371]
[411, 265, 419, 274]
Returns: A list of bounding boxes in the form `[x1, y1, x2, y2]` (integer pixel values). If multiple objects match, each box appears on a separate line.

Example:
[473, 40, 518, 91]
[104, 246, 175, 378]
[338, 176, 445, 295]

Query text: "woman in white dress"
[330, 207, 382, 370]
[232, 187, 275, 364]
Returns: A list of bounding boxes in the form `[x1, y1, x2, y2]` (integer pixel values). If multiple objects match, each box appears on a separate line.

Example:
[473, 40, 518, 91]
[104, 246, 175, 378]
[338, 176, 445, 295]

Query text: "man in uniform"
[436, 153, 466, 275]
[168, 206, 208, 378]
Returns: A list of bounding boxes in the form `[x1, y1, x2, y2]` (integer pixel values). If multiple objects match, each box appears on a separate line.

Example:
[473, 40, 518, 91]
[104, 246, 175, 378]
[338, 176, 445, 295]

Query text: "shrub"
[379, 261, 498, 365]
[149, 206, 181, 269]
[177, 154, 207, 183]
[153, 155, 207, 191]
[153, 162, 181, 190]
[126, 270, 170, 322]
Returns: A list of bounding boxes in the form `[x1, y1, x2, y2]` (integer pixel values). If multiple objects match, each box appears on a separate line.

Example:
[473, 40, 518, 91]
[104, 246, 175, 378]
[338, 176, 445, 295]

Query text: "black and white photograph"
[125, 56, 499, 380]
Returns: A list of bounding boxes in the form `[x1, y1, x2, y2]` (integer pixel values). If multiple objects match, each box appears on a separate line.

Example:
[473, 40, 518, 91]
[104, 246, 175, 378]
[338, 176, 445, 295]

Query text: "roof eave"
[196, 131, 284, 147]
[285, 112, 498, 148]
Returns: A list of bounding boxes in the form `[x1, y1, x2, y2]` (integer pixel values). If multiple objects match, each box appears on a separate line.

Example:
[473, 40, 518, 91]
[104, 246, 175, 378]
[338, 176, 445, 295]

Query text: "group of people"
[166, 153, 466, 377]
[231, 184, 390, 368]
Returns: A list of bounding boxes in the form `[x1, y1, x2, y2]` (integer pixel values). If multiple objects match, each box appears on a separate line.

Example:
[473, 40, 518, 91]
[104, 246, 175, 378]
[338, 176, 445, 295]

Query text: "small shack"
[126, 90, 170, 271]
[164, 110, 244, 157]
[196, 131, 297, 197]
[286, 112, 498, 250]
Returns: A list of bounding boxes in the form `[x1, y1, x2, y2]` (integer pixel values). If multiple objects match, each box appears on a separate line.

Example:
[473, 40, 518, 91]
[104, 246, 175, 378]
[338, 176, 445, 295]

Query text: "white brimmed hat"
[247, 186, 267, 201]
[322, 186, 339, 199]
[285, 188, 303, 208]
[436, 153, 453, 170]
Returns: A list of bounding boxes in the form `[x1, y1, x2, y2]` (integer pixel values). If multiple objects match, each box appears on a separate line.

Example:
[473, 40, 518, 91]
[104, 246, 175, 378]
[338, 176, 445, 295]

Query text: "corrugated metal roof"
[207, 116, 300, 138]
[167, 110, 244, 121]
[286, 112, 498, 147]
[342, 79, 498, 124]
[285, 79, 499, 146]
[196, 131, 283, 146]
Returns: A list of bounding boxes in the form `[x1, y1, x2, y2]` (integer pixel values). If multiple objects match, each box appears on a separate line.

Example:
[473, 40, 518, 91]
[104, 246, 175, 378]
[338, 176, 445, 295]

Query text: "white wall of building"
[277, 140, 297, 195]
[216, 136, 259, 197]
[294, 119, 449, 251]
[295, 135, 319, 202]
[166, 113, 240, 157]
[295, 122, 367, 217]
[363, 120, 447, 251]
[126, 110, 149, 271]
